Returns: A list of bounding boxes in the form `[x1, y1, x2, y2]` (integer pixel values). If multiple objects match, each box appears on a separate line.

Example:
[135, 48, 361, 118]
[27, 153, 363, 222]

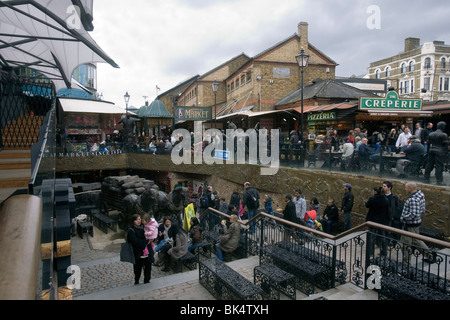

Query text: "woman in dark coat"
[365, 187, 390, 256]
[127, 214, 154, 284]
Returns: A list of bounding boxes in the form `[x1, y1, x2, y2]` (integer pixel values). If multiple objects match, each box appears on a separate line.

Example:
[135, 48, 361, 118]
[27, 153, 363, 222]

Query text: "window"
[409, 61, 415, 72]
[441, 58, 447, 69]
[385, 67, 390, 77]
[424, 77, 431, 91]
[375, 69, 380, 79]
[240, 75, 245, 86]
[440, 77, 450, 91]
[424, 57, 431, 69]
[405, 80, 410, 94]
[401, 63, 406, 74]
[411, 79, 414, 93]
[246, 71, 252, 82]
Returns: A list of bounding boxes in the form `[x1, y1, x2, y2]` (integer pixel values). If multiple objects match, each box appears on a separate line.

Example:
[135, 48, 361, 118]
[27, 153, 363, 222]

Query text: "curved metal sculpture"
[120, 185, 190, 229]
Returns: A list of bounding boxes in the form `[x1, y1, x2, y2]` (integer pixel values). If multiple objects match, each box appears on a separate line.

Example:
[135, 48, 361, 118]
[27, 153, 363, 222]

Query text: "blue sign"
[214, 150, 230, 160]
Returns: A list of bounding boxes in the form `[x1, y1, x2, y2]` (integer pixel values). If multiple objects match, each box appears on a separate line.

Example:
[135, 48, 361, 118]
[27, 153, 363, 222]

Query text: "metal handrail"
[215, 208, 450, 249]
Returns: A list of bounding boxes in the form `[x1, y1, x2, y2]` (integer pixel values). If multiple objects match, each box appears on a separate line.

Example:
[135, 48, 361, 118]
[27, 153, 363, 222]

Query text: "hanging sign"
[174, 107, 212, 121]
[307, 112, 336, 121]
[360, 91, 422, 111]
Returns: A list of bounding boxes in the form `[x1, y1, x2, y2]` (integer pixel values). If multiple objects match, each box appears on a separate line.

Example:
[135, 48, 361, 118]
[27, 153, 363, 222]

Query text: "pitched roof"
[275, 79, 378, 107]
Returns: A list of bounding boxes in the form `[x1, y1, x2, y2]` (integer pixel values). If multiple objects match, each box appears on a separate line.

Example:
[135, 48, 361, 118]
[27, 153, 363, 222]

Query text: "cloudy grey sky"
[90, 0, 450, 108]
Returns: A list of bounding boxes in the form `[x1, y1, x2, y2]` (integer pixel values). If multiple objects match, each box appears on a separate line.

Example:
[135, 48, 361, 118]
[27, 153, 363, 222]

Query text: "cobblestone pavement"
[70, 227, 267, 300]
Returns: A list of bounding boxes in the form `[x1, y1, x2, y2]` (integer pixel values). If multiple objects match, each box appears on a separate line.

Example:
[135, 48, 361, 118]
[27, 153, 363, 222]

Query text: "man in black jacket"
[283, 194, 297, 224]
[243, 182, 260, 234]
[424, 121, 448, 185]
[396, 136, 425, 176]
[422, 122, 433, 153]
[341, 183, 354, 231]
[283, 194, 298, 241]
[382, 181, 403, 248]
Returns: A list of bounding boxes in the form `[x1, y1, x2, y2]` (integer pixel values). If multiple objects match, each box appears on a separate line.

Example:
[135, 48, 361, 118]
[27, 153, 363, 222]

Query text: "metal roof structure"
[0, 0, 119, 91]
[136, 99, 173, 118]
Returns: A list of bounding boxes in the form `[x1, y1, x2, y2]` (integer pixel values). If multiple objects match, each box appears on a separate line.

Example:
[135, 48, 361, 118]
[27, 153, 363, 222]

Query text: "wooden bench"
[199, 258, 264, 300]
[254, 263, 296, 300]
[77, 221, 93, 239]
[92, 210, 117, 234]
[261, 244, 330, 295]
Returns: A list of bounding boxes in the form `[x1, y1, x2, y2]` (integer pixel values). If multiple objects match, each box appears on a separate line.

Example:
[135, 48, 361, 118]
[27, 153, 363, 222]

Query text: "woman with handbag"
[127, 214, 154, 284]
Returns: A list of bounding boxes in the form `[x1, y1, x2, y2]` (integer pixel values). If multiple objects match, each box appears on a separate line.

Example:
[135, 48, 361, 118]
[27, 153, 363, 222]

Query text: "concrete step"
[304, 282, 377, 300]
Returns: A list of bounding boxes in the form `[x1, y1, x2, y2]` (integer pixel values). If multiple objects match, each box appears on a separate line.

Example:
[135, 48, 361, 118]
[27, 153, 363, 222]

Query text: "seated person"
[358, 137, 380, 163]
[395, 135, 426, 175]
[215, 214, 241, 261]
[320, 199, 339, 234]
[341, 139, 354, 168]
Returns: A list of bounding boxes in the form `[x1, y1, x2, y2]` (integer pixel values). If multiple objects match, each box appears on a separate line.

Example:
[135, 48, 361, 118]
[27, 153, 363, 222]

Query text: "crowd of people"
[314, 121, 449, 186]
[125, 173, 438, 285]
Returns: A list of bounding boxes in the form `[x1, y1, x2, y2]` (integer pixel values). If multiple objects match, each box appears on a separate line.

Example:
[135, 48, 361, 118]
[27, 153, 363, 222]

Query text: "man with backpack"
[243, 182, 260, 234]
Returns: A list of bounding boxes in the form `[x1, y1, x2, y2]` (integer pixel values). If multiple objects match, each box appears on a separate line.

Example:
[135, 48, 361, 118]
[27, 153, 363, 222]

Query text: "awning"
[0, 1, 119, 91]
[367, 110, 433, 117]
[293, 103, 357, 114]
[422, 103, 450, 114]
[59, 97, 125, 114]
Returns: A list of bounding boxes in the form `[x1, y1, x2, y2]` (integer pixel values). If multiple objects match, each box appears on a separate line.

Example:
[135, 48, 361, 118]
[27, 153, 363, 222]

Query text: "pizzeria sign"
[307, 112, 336, 121]
[360, 91, 422, 111]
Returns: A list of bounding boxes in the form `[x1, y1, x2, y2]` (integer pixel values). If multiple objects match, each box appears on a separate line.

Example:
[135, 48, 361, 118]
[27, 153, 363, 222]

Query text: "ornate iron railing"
[201, 208, 450, 297]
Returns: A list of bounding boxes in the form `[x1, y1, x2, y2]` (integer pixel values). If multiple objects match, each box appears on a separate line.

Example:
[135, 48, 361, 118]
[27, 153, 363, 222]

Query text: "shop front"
[57, 97, 125, 154]
[358, 91, 431, 134]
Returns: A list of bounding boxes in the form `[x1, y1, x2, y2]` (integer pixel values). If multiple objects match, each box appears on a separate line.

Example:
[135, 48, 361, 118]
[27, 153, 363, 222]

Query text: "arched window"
[401, 63, 406, 74]
[385, 67, 391, 77]
[409, 61, 415, 72]
[441, 57, 447, 69]
[424, 57, 432, 69]
[375, 69, 380, 79]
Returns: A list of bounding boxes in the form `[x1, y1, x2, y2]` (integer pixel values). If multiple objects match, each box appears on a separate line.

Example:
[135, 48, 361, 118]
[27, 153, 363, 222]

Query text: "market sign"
[360, 91, 422, 111]
[174, 107, 211, 121]
[307, 112, 336, 121]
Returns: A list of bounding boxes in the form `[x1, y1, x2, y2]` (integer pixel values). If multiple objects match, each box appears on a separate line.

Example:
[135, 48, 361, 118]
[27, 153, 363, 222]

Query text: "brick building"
[159, 21, 337, 130]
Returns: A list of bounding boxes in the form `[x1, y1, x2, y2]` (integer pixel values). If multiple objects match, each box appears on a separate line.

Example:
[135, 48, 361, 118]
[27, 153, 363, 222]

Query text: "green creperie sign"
[360, 91, 422, 111]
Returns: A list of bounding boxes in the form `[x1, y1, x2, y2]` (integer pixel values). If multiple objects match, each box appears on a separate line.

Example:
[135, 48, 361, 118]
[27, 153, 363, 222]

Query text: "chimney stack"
[405, 37, 420, 52]
[298, 22, 309, 50]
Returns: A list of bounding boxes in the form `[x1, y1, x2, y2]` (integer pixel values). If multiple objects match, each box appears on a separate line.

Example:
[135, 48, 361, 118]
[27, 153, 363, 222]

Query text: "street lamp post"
[212, 80, 219, 128]
[295, 48, 309, 143]
[124, 91, 130, 115]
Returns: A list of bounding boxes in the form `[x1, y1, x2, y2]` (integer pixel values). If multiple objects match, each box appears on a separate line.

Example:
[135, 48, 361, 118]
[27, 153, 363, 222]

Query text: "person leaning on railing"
[399, 182, 436, 264]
